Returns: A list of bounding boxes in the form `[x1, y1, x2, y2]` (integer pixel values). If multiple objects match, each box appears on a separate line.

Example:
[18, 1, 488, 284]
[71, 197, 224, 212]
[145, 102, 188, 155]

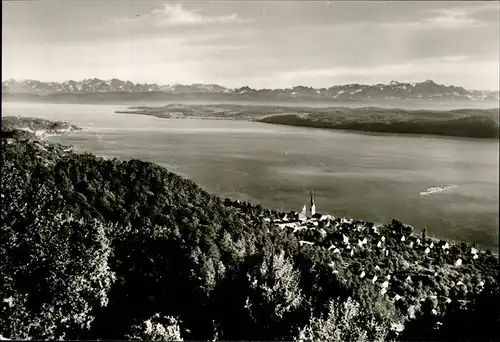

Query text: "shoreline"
[6, 118, 498, 254]
[113, 105, 500, 141]
[43, 139, 500, 254]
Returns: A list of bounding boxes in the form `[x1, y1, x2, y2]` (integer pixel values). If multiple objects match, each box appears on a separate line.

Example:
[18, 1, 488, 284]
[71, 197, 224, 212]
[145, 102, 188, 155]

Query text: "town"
[225, 191, 496, 328]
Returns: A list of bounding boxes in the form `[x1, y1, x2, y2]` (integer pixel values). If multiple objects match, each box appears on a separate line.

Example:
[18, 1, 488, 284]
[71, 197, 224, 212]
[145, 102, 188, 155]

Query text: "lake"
[3, 101, 499, 251]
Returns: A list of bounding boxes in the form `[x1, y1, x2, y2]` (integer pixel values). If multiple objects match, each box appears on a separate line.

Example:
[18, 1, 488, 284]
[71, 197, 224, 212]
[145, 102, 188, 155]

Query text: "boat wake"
[419, 185, 458, 196]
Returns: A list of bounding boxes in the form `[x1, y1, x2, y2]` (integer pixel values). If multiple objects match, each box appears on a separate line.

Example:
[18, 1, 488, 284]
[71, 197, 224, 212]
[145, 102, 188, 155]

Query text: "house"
[401, 236, 405, 242]
[350, 249, 354, 257]
[360, 271, 366, 279]
[471, 247, 478, 255]
[343, 234, 349, 245]
[473, 254, 479, 260]
[455, 258, 463, 267]
[341, 217, 352, 224]
[278, 222, 298, 230]
[319, 214, 332, 221]
[385, 250, 389, 256]
[328, 244, 336, 251]
[377, 241, 382, 248]
[293, 226, 307, 233]
[299, 240, 314, 247]
[442, 242, 450, 250]
[372, 275, 378, 284]
[429, 242, 434, 249]
[409, 241, 414, 248]
[381, 236, 386, 242]
[380, 288, 387, 295]
[425, 247, 430, 254]
[381, 281, 389, 289]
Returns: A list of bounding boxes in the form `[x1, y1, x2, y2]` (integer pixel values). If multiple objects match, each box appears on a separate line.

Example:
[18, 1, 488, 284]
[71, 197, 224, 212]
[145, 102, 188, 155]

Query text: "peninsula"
[115, 104, 500, 139]
[1, 116, 81, 139]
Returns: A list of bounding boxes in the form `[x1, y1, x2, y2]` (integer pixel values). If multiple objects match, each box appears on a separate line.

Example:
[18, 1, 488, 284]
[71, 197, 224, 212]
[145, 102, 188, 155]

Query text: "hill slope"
[0, 126, 498, 341]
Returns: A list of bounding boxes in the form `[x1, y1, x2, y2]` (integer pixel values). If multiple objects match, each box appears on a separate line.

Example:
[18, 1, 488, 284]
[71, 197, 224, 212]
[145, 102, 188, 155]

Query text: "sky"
[2, 1, 499, 90]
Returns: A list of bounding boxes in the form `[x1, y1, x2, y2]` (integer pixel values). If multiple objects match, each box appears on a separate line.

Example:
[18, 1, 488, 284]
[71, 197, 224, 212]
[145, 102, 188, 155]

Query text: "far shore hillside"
[115, 104, 500, 140]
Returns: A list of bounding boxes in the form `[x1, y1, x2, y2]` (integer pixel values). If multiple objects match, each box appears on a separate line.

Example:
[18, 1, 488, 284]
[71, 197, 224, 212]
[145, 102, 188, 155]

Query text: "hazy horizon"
[2, 1, 500, 91]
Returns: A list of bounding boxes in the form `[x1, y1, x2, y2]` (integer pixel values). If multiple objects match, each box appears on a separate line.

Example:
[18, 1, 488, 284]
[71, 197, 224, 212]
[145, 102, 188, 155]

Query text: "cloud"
[418, 55, 472, 63]
[380, 3, 497, 30]
[423, 8, 484, 29]
[260, 55, 499, 89]
[112, 3, 244, 27]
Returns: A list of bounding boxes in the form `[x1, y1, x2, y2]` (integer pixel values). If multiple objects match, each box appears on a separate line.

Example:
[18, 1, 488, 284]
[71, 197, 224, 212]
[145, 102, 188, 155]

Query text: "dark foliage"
[260, 111, 500, 139]
[1, 132, 498, 341]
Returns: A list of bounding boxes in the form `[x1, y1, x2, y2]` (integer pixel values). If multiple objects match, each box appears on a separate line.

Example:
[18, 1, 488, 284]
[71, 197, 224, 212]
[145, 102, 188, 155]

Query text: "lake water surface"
[3, 101, 499, 250]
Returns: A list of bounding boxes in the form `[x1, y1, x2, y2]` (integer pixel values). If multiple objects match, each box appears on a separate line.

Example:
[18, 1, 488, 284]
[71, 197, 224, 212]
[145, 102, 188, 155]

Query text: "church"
[300, 191, 316, 219]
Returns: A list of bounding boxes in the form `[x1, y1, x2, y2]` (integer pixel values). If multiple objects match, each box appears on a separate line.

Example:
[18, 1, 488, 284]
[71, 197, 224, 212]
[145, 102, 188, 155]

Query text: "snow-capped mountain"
[2, 78, 498, 101]
[159, 83, 228, 93]
[1, 78, 162, 94]
[234, 80, 499, 101]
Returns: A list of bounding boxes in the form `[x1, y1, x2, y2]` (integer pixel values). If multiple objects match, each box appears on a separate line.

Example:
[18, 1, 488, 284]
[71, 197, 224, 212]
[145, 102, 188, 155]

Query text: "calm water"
[3, 102, 499, 250]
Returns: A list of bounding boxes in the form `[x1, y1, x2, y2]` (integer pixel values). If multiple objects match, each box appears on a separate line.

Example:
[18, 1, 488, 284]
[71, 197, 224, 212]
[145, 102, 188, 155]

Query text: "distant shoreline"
[115, 104, 500, 140]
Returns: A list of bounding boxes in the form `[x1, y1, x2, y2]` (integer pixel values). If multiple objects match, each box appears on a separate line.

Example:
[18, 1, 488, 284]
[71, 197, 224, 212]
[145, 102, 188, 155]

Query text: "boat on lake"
[419, 185, 458, 196]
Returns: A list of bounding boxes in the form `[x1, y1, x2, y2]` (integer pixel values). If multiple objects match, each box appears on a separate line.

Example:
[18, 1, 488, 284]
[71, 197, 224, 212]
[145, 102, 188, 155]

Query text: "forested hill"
[1, 131, 499, 341]
[116, 104, 500, 139]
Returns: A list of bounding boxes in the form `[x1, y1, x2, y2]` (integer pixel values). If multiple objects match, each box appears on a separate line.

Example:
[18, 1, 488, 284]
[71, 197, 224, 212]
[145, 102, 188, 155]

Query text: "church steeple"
[310, 191, 316, 216]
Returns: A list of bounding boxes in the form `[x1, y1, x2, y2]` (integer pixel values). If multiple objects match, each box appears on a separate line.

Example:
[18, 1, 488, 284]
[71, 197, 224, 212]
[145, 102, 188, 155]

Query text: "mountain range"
[2, 78, 499, 102]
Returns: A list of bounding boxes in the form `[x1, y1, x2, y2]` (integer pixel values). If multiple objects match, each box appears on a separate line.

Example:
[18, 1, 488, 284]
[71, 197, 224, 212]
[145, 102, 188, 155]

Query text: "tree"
[295, 297, 388, 342]
[245, 250, 304, 339]
[0, 205, 115, 340]
[126, 313, 183, 341]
